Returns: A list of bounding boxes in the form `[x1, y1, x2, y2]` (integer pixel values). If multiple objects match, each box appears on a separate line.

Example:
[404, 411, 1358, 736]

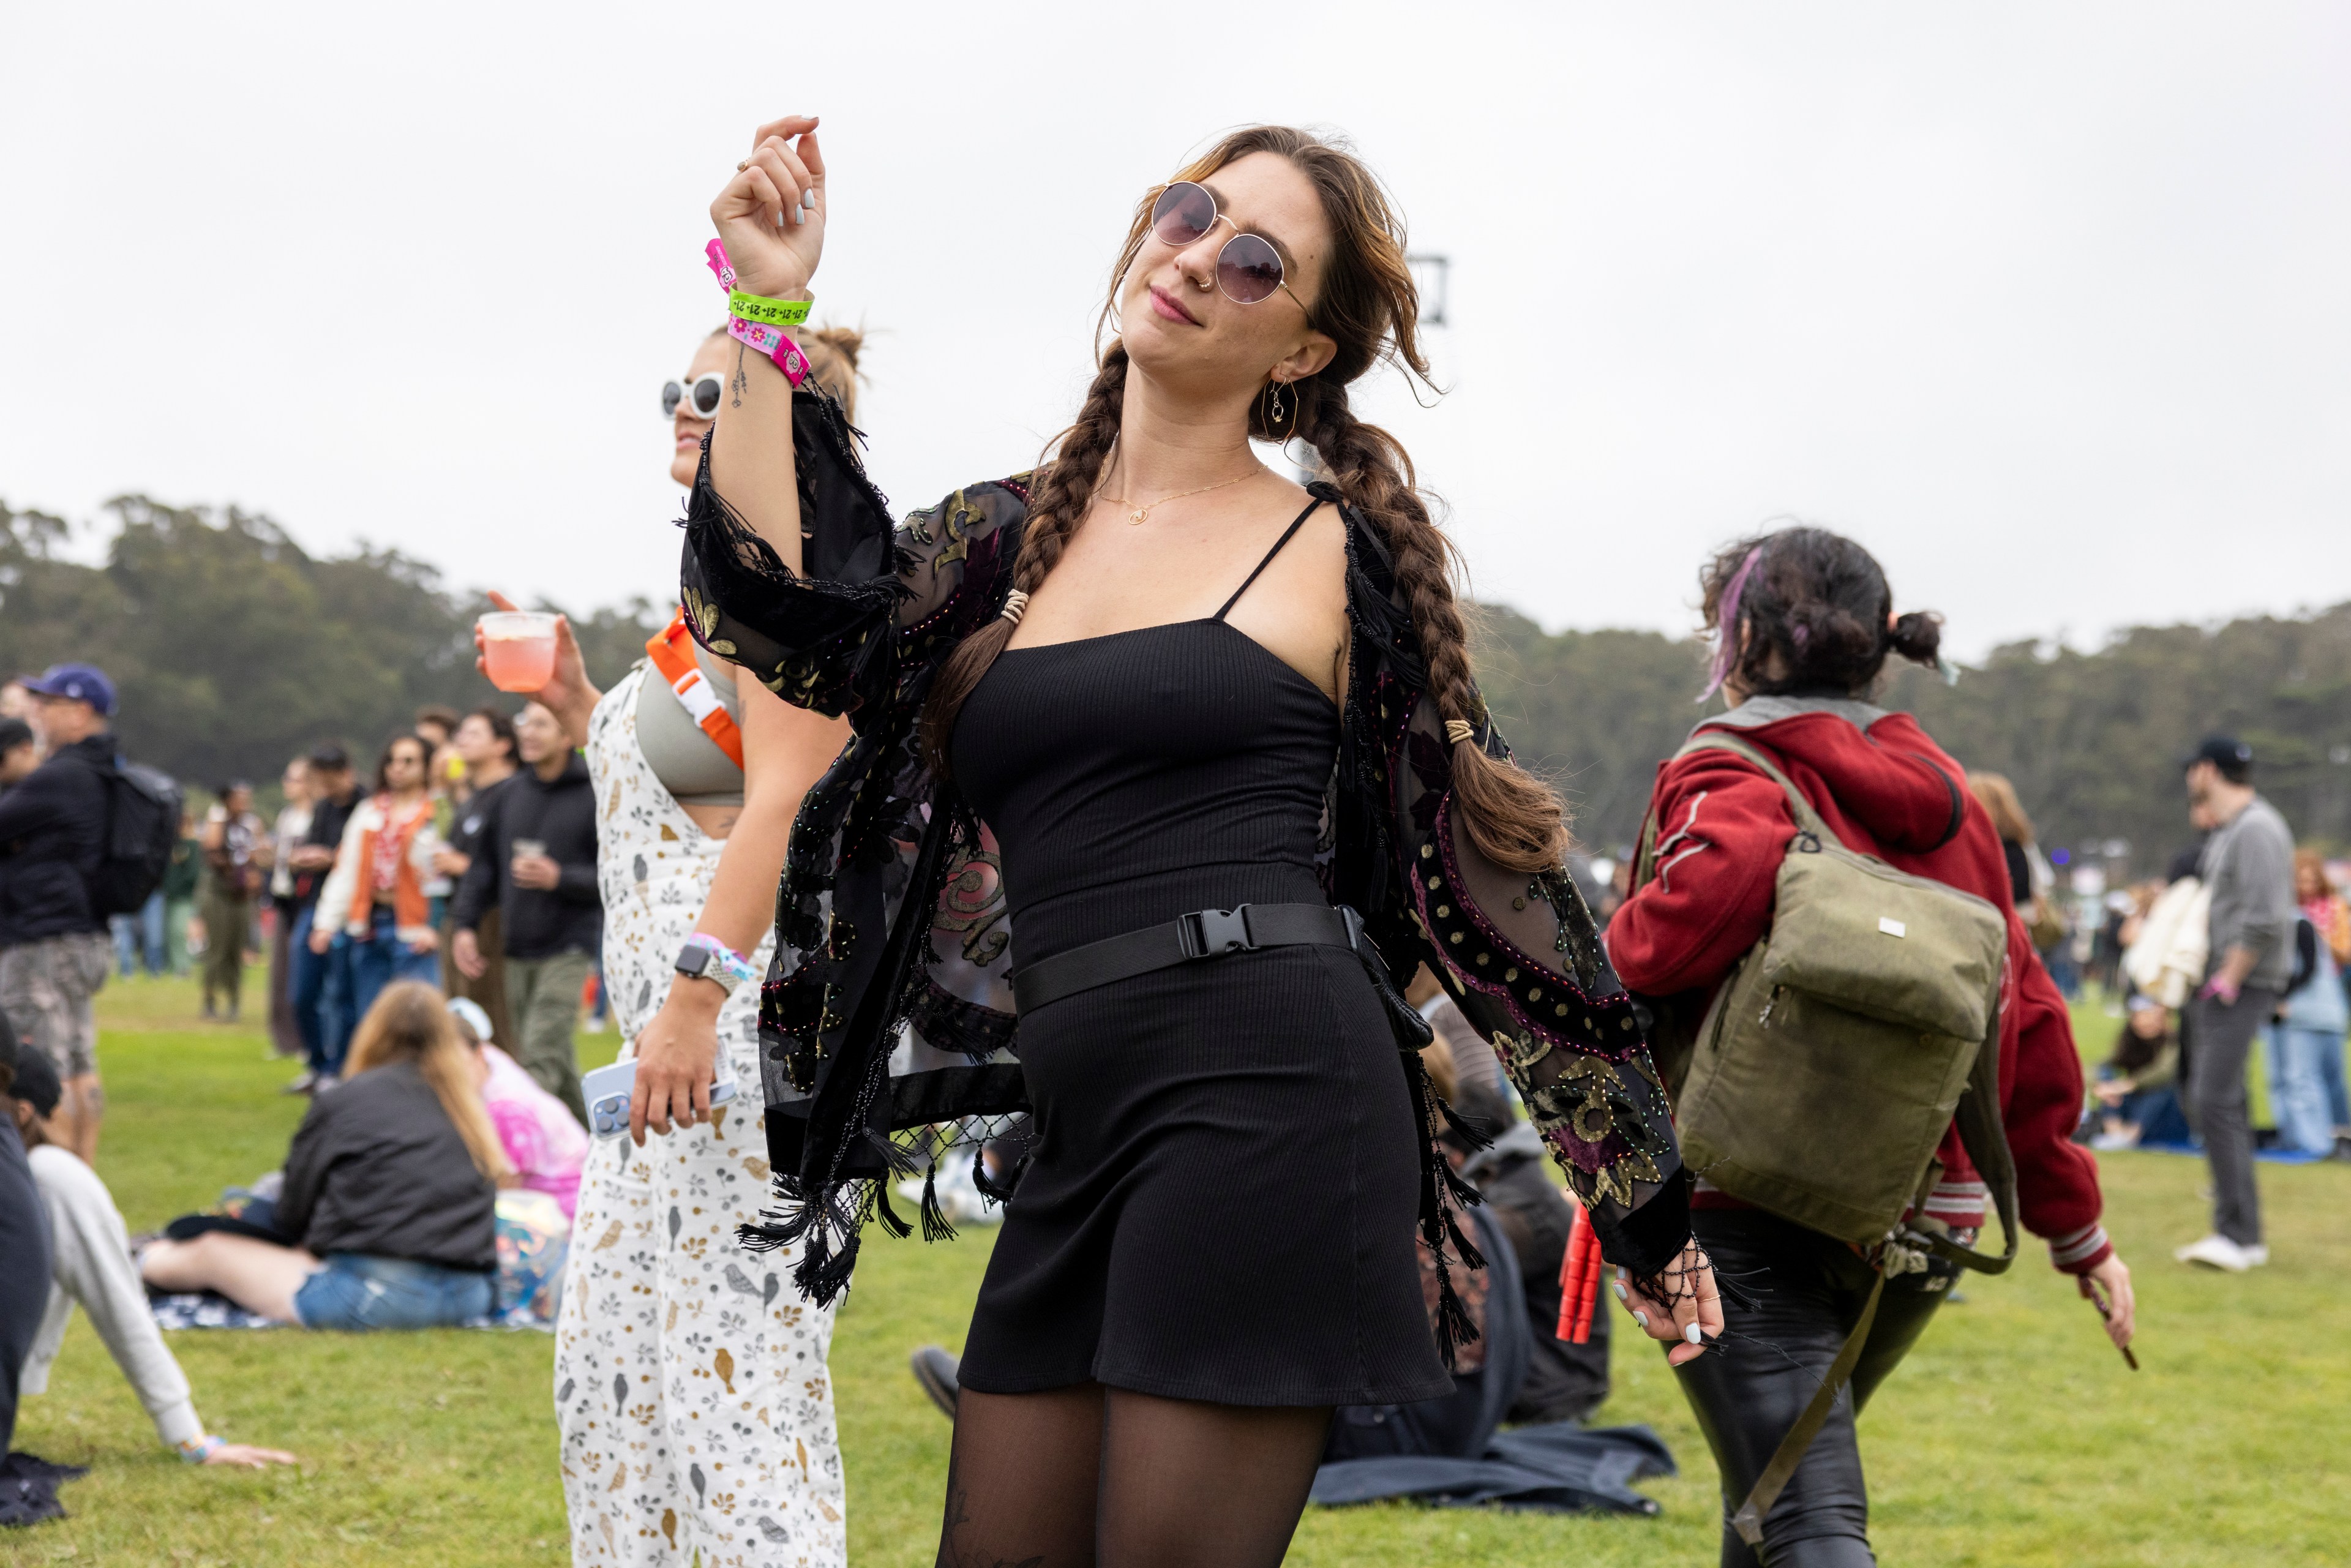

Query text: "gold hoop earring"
[1262, 378, 1297, 441]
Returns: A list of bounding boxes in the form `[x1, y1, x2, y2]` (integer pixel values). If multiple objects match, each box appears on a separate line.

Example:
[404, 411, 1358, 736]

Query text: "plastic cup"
[479, 611, 560, 692]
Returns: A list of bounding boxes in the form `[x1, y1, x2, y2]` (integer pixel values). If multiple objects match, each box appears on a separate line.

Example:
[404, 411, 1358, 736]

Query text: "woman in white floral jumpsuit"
[518, 321, 863, 1567]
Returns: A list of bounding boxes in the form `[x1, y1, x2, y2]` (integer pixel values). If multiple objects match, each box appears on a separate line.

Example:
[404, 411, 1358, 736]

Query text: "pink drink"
[479, 612, 559, 692]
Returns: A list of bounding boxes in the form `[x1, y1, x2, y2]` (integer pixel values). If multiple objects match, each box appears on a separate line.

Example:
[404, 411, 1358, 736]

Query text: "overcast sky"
[3, 2, 2344, 661]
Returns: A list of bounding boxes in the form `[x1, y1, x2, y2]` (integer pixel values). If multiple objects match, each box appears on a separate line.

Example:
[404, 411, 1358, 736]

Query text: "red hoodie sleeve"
[1607, 754, 1791, 997]
[2001, 923, 2112, 1273]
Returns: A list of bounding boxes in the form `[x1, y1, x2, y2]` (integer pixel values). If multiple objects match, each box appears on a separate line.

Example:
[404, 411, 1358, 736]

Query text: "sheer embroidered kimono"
[677, 387, 1691, 1308]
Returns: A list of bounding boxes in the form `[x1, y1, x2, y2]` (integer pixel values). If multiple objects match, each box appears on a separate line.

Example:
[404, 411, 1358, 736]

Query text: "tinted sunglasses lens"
[662, 380, 684, 417]
[691, 375, 724, 417]
[1150, 181, 1216, 246]
[1217, 233, 1283, 304]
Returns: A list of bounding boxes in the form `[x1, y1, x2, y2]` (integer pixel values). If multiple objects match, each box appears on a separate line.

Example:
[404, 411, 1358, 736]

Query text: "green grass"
[12, 976, 2350, 1564]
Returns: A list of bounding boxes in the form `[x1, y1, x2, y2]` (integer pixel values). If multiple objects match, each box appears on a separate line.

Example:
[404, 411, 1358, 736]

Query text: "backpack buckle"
[1180, 906, 1256, 959]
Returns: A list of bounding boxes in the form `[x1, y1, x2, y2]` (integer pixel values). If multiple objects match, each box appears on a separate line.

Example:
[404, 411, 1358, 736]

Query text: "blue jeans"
[292, 1253, 494, 1330]
[347, 906, 443, 1028]
[2266, 1024, 2344, 1155]
[111, 894, 167, 977]
[290, 905, 356, 1078]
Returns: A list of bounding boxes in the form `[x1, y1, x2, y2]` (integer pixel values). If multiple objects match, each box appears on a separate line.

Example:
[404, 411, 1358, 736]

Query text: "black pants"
[1675, 1210, 1955, 1567]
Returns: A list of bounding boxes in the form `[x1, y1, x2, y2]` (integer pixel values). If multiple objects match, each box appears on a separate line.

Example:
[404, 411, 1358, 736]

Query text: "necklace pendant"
[1130, 508, 1148, 524]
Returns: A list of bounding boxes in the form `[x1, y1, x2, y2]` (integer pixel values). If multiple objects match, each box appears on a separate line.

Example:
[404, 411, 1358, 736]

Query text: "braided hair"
[921, 126, 1567, 873]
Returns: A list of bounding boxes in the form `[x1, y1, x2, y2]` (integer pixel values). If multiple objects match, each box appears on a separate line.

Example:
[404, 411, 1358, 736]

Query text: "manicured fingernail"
[801, 189, 816, 209]
[795, 207, 807, 226]
[1633, 1311, 1650, 1328]
[1612, 1281, 1629, 1302]
[1684, 1322, 1704, 1346]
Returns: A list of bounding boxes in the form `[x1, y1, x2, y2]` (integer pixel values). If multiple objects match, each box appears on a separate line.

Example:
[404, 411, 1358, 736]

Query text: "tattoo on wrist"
[731, 342, 748, 408]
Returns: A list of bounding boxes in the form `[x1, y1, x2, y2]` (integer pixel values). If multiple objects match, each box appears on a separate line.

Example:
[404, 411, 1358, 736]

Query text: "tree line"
[0, 497, 665, 794]
[7, 495, 2345, 868]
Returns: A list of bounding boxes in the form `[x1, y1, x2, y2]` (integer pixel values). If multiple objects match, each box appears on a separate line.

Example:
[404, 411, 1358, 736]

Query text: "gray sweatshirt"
[20, 1143, 203, 1449]
[2200, 793, 2297, 993]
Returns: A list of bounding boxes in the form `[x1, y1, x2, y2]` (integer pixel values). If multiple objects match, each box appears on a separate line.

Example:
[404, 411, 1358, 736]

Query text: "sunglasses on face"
[662, 373, 725, 420]
[1148, 181, 1308, 313]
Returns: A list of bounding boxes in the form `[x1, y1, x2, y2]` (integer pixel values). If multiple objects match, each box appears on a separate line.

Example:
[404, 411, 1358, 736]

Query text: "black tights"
[937, 1382, 1332, 1568]
[1674, 1210, 1954, 1567]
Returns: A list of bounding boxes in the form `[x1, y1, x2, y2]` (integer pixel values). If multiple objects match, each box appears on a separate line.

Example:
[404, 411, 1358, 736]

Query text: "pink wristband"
[727, 317, 811, 386]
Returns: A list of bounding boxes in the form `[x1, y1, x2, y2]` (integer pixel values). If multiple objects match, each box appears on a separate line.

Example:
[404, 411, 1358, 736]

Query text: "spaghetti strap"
[1213, 499, 1324, 622]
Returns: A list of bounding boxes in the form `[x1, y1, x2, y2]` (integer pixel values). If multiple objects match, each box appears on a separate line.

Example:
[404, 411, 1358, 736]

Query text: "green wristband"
[729, 290, 811, 328]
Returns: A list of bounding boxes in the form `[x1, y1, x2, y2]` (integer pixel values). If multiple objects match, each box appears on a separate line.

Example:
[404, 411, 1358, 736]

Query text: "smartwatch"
[675, 934, 759, 994]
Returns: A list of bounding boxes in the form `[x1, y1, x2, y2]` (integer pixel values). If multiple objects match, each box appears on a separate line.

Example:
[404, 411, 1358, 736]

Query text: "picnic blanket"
[150, 1188, 569, 1332]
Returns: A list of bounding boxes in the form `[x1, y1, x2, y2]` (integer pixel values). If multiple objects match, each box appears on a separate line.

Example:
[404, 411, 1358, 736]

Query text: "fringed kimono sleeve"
[678, 384, 1031, 724]
[1388, 688, 1690, 1280]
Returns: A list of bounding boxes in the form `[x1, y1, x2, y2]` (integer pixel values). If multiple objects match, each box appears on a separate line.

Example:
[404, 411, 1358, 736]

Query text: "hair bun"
[1888, 609, 1944, 669]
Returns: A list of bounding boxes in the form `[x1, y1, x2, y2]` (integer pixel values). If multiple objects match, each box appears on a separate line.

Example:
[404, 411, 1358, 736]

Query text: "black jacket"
[445, 772, 518, 871]
[0, 734, 116, 945]
[277, 1058, 496, 1270]
[449, 753, 599, 960]
[290, 790, 360, 910]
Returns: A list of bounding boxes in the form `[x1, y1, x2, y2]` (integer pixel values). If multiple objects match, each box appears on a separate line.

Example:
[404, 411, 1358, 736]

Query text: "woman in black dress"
[683, 114, 1720, 1566]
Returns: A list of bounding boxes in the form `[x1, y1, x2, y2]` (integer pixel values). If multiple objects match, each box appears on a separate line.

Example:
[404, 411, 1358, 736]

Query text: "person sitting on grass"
[446, 996, 585, 1220]
[139, 981, 504, 1329]
[2082, 994, 2189, 1151]
[8, 1043, 296, 1468]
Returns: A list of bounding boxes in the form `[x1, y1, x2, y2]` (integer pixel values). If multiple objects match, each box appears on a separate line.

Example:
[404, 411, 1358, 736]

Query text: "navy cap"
[2182, 735, 2253, 776]
[7, 1038, 62, 1119]
[16, 662, 116, 718]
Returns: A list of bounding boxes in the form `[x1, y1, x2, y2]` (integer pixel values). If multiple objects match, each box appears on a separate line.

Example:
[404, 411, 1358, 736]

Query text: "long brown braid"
[920, 126, 1567, 873]
[917, 345, 1130, 775]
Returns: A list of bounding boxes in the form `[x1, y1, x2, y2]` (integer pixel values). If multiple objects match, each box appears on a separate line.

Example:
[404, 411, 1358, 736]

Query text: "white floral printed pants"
[556, 668, 846, 1567]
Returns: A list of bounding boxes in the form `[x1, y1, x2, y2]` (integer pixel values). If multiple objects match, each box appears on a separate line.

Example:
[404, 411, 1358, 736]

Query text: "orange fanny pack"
[647, 610, 746, 770]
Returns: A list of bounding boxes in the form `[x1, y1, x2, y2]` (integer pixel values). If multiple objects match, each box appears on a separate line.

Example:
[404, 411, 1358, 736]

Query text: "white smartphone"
[584, 1057, 739, 1140]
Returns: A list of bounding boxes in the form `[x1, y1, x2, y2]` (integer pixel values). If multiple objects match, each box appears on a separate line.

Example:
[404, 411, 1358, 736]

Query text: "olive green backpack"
[1633, 731, 2020, 1546]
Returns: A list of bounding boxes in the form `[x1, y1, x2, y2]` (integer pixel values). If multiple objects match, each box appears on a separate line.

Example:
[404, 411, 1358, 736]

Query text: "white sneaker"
[2243, 1244, 2270, 1267]
[2175, 1234, 2251, 1272]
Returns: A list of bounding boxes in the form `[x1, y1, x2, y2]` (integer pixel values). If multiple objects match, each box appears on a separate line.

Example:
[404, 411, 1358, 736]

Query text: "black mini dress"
[950, 502, 1450, 1408]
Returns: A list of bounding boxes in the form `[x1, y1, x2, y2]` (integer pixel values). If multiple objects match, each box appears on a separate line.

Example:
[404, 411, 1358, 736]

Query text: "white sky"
[3, 2, 2345, 659]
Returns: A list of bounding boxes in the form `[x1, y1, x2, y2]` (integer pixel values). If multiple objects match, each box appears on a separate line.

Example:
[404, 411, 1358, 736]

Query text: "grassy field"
[9, 975, 2349, 1566]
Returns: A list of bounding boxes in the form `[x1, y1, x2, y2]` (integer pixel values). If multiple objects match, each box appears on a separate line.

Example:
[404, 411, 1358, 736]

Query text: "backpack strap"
[1633, 729, 1825, 893]
[1673, 731, 1841, 848]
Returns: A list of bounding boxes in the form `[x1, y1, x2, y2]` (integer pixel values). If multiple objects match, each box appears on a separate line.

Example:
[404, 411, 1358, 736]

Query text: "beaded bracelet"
[727, 317, 811, 387]
[177, 1433, 223, 1463]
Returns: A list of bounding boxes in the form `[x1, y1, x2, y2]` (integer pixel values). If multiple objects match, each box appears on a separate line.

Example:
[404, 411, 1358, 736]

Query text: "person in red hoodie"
[1607, 527, 2135, 1567]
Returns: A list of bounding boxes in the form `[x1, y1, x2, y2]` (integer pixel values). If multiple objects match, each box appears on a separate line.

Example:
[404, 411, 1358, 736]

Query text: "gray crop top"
[635, 643, 746, 806]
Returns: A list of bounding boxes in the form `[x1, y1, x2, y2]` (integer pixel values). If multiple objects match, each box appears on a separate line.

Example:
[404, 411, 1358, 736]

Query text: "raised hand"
[476, 590, 598, 746]
[711, 115, 827, 301]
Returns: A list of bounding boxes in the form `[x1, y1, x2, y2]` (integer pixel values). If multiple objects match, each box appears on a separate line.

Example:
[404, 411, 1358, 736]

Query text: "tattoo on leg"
[732, 342, 748, 408]
[938, 1480, 1045, 1568]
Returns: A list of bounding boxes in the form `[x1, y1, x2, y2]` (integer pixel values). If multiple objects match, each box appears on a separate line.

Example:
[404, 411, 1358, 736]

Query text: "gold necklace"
[1106, 467, 1262, 526]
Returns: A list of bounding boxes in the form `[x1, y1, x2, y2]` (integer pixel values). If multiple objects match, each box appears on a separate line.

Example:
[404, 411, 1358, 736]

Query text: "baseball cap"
[7, 1039, 62, 1119]
[2181, 735, 2254, 777]
[16, 662, 116, 718]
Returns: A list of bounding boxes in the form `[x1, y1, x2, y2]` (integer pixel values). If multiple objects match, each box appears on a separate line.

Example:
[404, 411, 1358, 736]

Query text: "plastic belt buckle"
[1179, 906, 1256, 959]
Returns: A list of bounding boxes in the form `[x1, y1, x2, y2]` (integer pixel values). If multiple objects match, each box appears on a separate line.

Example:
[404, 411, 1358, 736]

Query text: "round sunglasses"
[1148, 181, 1308, 313]
[662, 373, 724, 420]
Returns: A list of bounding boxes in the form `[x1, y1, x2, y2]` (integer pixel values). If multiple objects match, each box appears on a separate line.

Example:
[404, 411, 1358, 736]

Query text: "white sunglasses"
[662, 373, 725, 420]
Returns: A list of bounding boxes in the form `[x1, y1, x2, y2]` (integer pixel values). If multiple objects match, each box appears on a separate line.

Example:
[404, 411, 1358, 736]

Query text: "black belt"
[1010, 902, 1367, 1015]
